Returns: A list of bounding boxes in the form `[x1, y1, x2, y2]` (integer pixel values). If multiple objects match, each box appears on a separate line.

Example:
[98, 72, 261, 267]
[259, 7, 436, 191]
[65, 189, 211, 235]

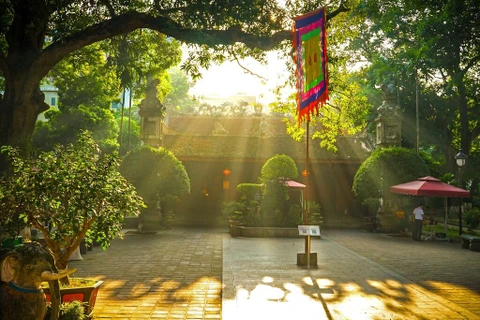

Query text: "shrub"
[464, 207, 480, 230]
[352, 147, 429, 204]
[260, 154, 298, 181]
[222, 201, 246, 224]
[308, 201, 323, 226]
[237, 183, 262, 200]
[45, 301, 86, 320]
[119, 146, 190, 206]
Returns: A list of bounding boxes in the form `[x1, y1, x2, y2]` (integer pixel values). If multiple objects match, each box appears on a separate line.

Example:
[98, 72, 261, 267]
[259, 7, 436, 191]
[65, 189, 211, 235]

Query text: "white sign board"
[298, 225, 321, 237]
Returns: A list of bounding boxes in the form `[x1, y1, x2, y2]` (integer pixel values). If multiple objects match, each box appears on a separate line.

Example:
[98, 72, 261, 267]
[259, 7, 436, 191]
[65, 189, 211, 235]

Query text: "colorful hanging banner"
[293, 8, 329, 125]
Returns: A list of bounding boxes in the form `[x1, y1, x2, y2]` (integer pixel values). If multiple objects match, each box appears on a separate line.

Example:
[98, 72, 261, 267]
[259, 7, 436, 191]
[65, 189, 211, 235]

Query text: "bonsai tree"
[119, 146, 190, 228]
[0, 131, 144, 282]
[259, 154, 299, 227]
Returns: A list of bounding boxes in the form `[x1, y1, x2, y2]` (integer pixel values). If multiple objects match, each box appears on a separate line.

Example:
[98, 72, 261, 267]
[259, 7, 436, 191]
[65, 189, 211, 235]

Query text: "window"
[51, 97, 56, 106]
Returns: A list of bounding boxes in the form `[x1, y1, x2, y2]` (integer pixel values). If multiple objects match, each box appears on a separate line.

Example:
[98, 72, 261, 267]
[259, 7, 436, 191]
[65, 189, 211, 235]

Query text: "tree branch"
[327, 0, 349, 21]
[37, 3, 349, 76]
[462, 54, 480, 75]
[228, 48, 268, 80]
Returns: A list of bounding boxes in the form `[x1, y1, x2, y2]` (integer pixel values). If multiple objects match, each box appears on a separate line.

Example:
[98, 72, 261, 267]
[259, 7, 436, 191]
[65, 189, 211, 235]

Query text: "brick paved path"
[70, 229, 223, 319]
[223, 233, 480, 320]
[326, 230, 480, 317]
[69, 228, 480, 319]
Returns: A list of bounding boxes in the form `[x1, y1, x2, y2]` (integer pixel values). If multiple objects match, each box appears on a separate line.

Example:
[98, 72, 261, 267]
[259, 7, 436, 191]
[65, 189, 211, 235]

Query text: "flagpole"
[305, 120, 311, 267]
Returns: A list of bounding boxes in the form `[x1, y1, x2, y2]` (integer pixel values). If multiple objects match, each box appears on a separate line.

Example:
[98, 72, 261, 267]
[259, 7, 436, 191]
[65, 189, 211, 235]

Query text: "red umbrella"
[390, 176, 470, 198]
[390, 176, 470, 236]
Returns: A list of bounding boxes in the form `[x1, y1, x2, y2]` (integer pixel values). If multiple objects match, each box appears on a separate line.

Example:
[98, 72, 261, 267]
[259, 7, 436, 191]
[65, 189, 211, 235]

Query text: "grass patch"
[427, 224, 480, 239]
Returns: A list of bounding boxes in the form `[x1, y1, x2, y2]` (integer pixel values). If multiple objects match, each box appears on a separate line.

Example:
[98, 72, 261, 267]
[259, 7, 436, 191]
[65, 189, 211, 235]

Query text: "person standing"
[412, 204, 425, 241]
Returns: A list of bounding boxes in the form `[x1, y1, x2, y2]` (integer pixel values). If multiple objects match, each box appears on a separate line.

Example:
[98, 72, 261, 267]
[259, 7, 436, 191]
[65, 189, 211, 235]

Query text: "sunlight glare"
[262, 276, 274, 283]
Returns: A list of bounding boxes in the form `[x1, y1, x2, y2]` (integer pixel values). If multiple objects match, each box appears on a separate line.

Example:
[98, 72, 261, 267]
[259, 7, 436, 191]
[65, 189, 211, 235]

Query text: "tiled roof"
[162, 116, 369, 163]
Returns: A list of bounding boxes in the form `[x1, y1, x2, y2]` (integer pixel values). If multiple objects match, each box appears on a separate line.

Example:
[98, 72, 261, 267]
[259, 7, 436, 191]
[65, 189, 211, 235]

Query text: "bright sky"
[189, 51, 293, 104]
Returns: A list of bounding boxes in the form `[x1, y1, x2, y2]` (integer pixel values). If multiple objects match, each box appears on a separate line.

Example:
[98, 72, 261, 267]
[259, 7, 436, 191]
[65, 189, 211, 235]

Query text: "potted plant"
[0, 131, 144, 317]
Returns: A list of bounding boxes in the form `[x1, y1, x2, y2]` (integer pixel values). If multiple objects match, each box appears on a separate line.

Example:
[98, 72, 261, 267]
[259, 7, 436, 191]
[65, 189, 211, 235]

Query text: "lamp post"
[455, 149, 467, 235]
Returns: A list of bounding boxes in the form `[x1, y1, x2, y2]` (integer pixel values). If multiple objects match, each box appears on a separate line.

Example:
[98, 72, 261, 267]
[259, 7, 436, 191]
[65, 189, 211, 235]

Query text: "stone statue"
[0, 242, 76, 320]
[378, 83, 398, 111]
[138, 78, 165, 113]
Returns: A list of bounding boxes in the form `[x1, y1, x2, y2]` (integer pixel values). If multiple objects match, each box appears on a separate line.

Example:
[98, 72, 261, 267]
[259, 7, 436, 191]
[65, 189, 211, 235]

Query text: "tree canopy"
[351, 0, 480, 164]
[0, 0, 349, 153]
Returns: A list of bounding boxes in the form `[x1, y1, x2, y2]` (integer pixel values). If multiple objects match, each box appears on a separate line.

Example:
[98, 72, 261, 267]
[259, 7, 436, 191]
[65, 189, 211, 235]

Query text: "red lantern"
[223, 168, 231, 176]
[302, 170, 309, 177]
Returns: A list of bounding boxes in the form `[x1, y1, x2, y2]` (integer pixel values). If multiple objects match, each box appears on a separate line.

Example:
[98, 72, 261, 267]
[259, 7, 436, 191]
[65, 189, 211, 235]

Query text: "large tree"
[352, 0, 480, 163]
[0, 0, 349, 153]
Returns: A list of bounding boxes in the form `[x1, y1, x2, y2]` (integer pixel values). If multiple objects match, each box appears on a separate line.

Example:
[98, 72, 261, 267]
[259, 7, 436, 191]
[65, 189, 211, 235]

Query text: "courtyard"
[71, 228, 480, 319]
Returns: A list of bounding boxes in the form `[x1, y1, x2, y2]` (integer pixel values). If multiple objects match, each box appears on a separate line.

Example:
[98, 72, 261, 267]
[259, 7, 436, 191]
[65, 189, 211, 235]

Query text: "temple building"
[151, 112, 370, 227]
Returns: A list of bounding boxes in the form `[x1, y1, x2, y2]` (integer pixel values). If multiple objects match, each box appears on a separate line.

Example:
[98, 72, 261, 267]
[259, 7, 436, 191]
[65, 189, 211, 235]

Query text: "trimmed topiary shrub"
[237, 183, 262, 200]
[120, 146, 190, 204]
[119, 146, 190, 228]
[260, 154, 298, 181]
[259, 154, 299, 227]
[352, 147, 429, 205]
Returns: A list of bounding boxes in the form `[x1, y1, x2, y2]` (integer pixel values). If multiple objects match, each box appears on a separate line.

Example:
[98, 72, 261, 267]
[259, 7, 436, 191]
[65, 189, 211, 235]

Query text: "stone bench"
[459, 235, 480, 252]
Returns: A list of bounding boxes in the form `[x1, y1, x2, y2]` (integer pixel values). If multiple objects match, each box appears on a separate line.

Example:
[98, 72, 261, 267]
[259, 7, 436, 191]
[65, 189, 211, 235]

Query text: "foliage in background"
[0, 131, 144, 278]
[33, 31, 181, 156]
[115, 113, 142, 156]
[50, 42, 121, 109]
[351, 0, 480, 166]
[33, 105, 119, 153]
[106, 30, 182, 97]
[270, 67, 373, 152]
[164, 67, 197, 114]
[464, 207, 480, 231]
[352, 147, 430, 204]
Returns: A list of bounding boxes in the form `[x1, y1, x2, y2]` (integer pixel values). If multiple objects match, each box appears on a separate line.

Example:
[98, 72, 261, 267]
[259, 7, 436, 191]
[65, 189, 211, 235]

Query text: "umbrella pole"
[444, 198, 447, 235]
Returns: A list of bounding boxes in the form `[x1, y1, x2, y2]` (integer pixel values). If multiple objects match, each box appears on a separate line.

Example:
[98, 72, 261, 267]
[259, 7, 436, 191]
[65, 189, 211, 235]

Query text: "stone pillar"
[375, 83, 403, 231]
[375, 83, 402, 148]
[138, 78, 165, 147]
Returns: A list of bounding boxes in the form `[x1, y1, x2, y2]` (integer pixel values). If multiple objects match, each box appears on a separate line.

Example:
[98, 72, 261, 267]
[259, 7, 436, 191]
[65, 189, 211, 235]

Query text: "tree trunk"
[0, 72, 48, 146]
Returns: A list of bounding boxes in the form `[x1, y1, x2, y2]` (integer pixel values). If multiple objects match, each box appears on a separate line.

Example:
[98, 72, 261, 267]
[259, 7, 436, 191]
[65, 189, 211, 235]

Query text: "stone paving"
[326, 230, 480, 318]
[71, 229, 223, 319]
[69, 228, 480, 319]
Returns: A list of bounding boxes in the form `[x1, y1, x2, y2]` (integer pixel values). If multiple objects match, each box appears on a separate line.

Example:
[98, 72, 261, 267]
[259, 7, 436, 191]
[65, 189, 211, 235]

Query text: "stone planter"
[44, 280, 103, 319]
[229, 220, 241, 238]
